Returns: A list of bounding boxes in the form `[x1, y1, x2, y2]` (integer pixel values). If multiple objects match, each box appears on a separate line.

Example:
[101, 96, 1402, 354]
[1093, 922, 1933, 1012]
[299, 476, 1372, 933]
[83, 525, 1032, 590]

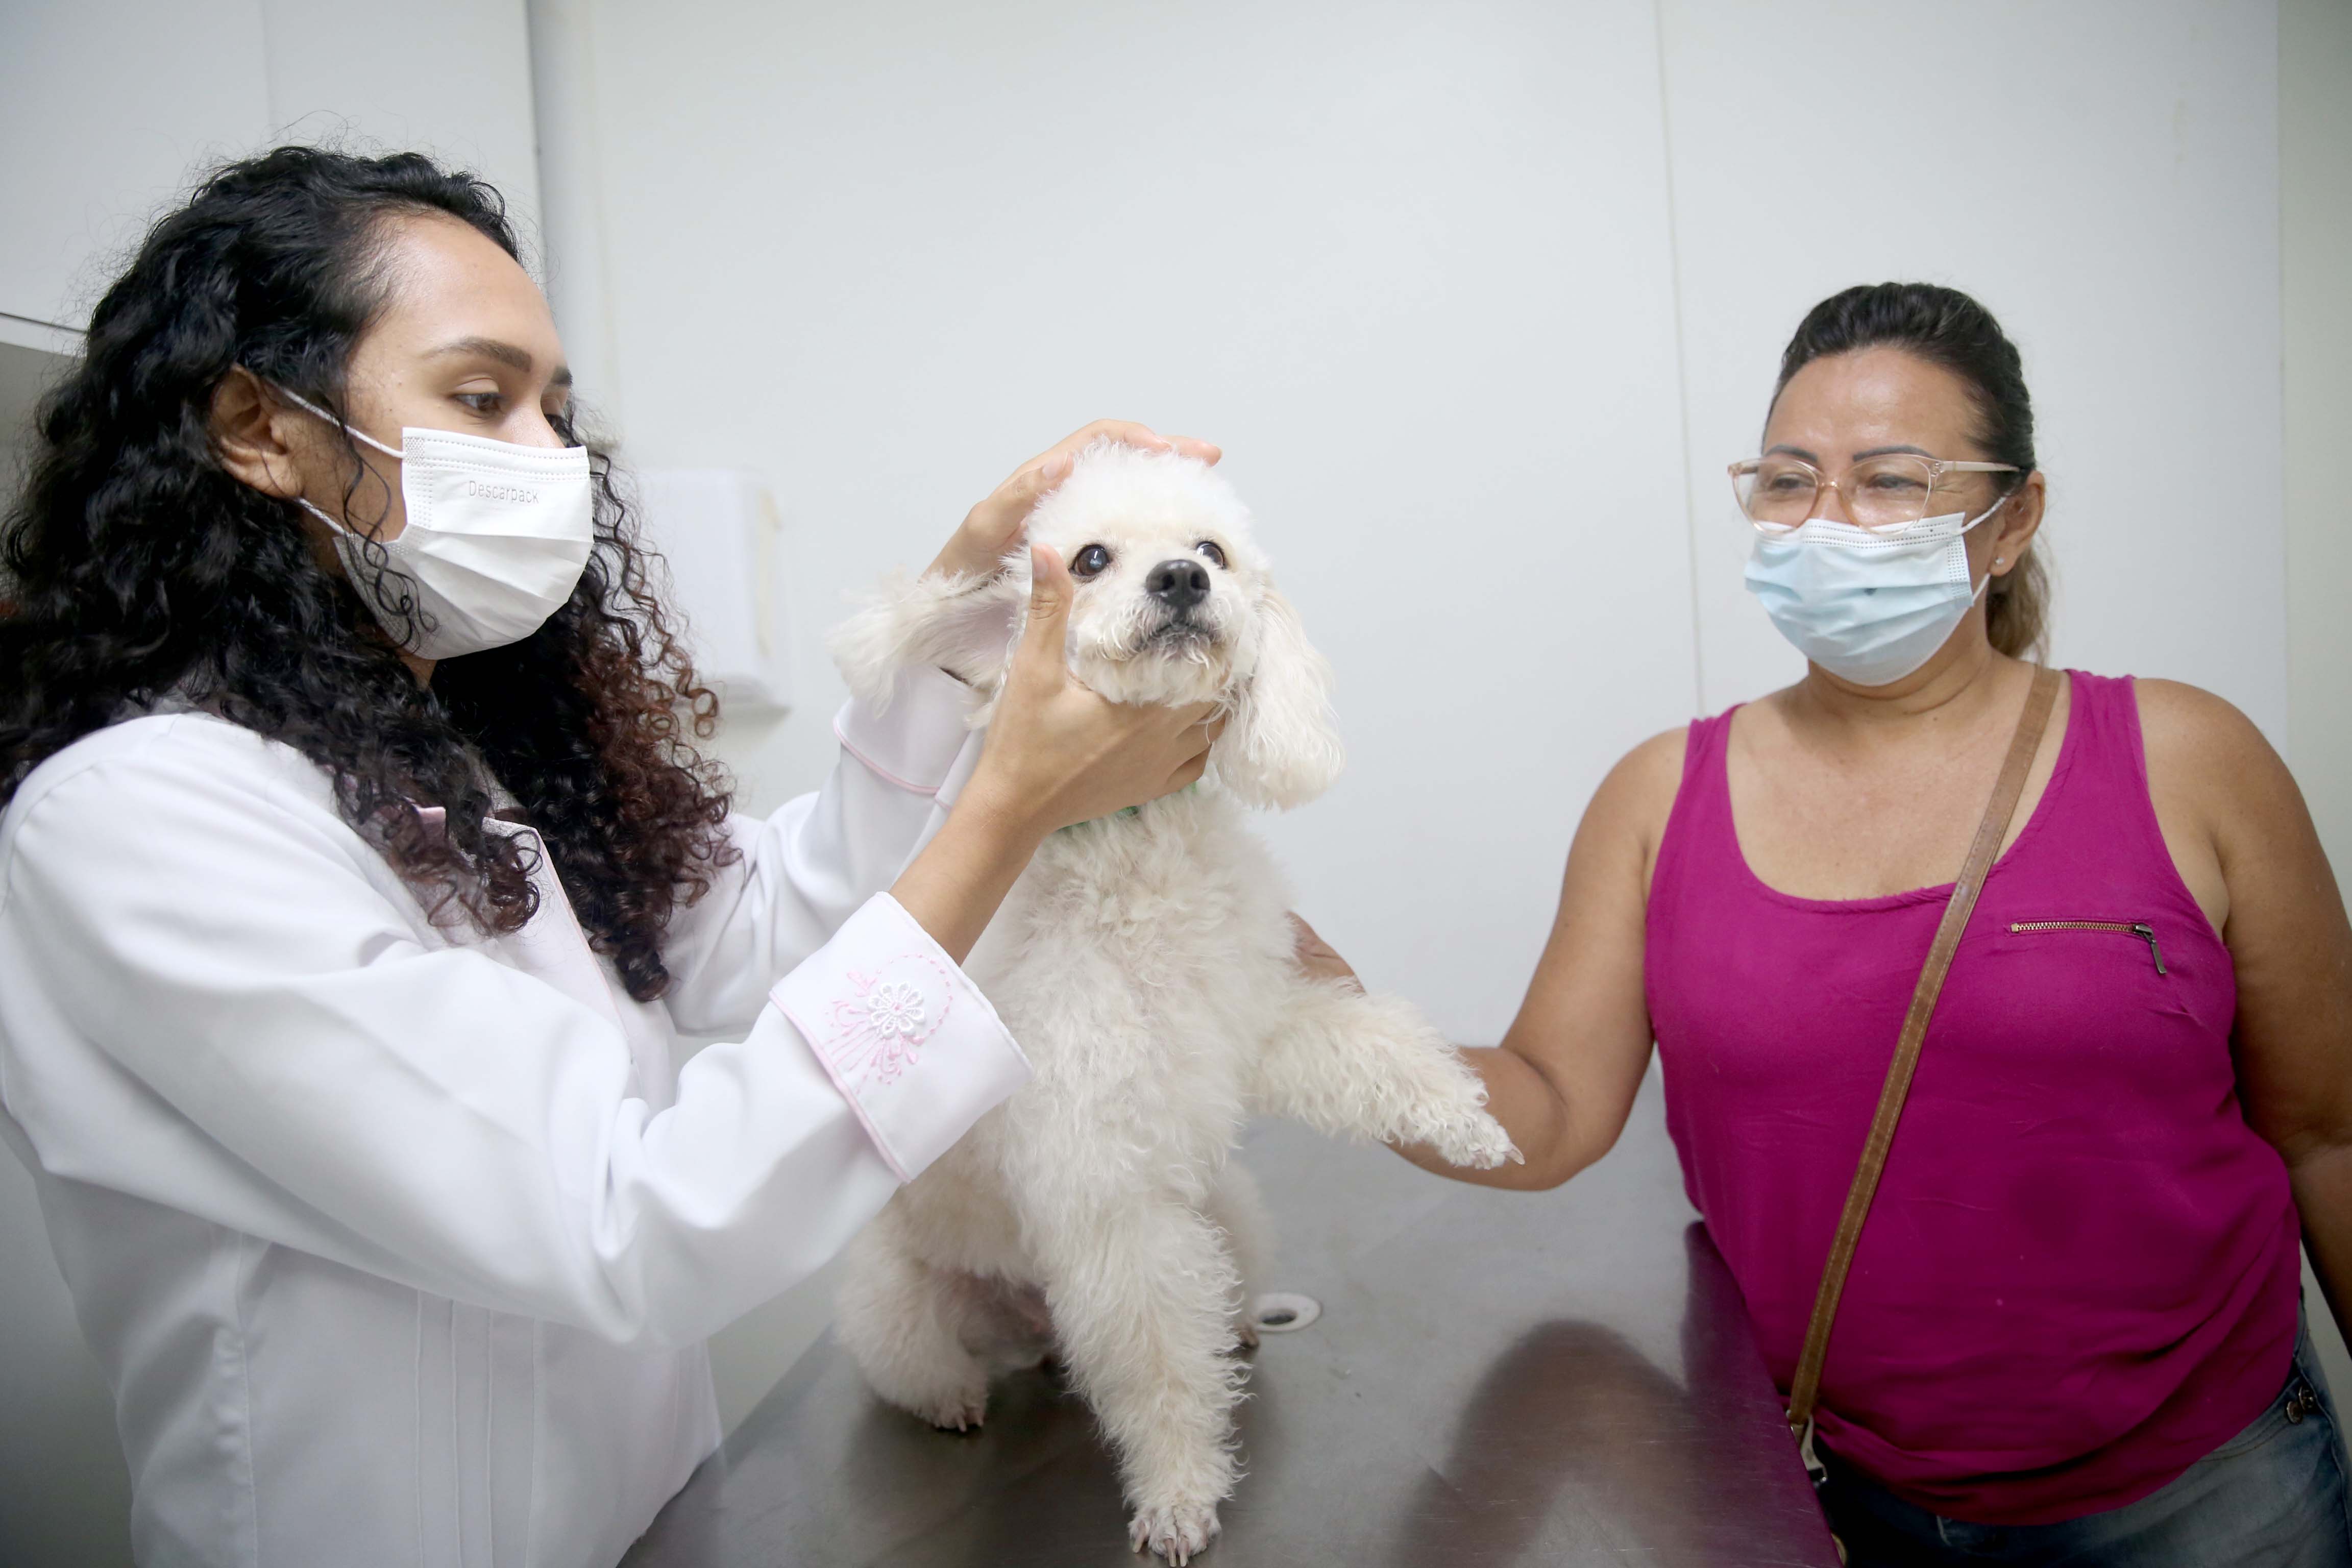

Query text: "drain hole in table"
[1250, 1292, 1321, 1333]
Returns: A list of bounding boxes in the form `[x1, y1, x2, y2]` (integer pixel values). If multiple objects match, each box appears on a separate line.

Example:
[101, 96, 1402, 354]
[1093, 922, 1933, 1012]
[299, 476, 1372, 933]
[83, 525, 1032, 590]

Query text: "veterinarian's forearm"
[1395, 1044, 1585, 1190]
[887, 787, 1047, 965]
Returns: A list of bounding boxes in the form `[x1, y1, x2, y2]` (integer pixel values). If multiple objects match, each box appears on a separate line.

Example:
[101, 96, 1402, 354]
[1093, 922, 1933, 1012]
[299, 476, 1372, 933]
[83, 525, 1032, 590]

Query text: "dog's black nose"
[1145, 558, 1211, 610]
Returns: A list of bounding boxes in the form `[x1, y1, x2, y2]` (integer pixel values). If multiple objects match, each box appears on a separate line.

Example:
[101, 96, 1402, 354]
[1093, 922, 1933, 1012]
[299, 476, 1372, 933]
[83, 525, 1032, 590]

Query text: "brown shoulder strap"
[1785, 663, 2061, 1437]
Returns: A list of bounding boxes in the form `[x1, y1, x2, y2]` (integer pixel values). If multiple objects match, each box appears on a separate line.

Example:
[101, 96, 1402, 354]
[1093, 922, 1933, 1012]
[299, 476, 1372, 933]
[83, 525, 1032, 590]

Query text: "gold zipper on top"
[2008, 920, 2166, 975]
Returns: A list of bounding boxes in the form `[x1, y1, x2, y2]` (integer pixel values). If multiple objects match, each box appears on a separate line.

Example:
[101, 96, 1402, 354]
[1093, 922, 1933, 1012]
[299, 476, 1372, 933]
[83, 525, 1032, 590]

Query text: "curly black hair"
[0, 145, 736, 1002]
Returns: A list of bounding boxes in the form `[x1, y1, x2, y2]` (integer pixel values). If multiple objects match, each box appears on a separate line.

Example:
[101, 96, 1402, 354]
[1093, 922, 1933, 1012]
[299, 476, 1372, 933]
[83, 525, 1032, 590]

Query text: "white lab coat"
[0, 668, 1025, 1568]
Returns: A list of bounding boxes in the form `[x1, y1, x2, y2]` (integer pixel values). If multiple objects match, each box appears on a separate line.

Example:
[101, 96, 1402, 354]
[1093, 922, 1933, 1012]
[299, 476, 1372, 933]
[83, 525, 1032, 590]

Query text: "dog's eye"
[1196, 541, 1227, 570]
[1070, 544, 1112, 580]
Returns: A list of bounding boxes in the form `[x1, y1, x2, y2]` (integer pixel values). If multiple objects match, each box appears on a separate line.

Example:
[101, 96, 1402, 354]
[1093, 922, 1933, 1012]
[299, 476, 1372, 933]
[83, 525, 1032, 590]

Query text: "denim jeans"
[1820, 1316, 2352, 1567]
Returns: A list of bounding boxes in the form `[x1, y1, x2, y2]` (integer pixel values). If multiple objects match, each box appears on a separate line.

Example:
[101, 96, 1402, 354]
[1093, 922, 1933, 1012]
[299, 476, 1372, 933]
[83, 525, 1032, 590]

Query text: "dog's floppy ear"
[830, 565, 1025, 702]
[1213, 581, 1344, 810]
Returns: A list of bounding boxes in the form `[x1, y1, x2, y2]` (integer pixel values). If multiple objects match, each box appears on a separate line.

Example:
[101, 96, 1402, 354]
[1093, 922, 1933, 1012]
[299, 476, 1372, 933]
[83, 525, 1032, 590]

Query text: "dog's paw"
[910, 1383, 990, 1433]
[1424, 1106, 1520, 1171]
[1129, 1500, 1221, 1563]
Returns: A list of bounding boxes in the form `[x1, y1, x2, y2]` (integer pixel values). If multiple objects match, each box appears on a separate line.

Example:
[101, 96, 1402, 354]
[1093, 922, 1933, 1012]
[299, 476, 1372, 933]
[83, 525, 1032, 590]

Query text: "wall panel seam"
[1650, 0, 1705, 717]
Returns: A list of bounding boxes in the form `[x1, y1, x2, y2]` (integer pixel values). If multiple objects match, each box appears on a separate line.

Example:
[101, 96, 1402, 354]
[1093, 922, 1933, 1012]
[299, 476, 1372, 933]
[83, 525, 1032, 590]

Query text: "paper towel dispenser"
[634, 468, 791, 714]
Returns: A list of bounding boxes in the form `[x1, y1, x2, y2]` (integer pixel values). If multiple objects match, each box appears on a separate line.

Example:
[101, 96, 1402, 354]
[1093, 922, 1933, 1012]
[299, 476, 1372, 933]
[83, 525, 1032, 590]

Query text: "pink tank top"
[1646, 670, 2301, 1526]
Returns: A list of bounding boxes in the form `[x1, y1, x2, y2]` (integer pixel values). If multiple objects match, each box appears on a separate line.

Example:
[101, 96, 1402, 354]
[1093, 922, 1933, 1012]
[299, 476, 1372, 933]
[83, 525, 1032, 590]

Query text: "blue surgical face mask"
[1742, 498, 2006, 687]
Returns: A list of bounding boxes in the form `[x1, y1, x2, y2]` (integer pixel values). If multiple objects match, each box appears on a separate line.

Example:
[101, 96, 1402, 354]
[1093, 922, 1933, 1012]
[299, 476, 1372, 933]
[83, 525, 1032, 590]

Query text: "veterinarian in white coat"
[0, 147, 1218, 1568]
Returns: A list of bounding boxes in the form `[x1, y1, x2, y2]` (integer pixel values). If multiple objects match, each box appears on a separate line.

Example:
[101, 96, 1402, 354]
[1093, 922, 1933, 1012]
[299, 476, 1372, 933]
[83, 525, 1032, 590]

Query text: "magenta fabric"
[1646, 670, 2302, 1526]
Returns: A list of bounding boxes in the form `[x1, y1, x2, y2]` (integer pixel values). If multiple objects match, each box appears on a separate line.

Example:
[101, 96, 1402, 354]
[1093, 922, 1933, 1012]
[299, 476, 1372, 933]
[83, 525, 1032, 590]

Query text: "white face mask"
[279, 389, 596, 659]
[1742, 499, 2005, 687]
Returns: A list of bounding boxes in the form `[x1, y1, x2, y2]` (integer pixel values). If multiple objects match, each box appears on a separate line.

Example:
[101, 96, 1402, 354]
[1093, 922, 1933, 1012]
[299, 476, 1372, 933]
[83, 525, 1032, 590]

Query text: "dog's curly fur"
[829, 443, 1515, 1562]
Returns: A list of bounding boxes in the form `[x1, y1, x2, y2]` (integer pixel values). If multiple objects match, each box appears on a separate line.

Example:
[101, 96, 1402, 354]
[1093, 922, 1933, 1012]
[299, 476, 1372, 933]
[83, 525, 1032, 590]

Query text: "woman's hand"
[926, 420, 1223, 583]
[889, 545, 1220, 963]
[1288, 914, 1364, 993]
[965, 545, 1220, 835]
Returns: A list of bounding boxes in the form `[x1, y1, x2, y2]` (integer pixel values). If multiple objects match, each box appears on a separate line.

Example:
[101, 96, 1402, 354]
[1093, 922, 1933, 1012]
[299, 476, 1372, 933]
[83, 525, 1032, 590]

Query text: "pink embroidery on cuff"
[823, 953, 955, 1090]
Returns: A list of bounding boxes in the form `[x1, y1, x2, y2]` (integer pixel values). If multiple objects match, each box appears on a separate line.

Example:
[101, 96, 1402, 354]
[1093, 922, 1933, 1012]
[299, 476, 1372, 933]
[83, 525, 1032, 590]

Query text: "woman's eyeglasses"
[1729, 454, 2019, 533]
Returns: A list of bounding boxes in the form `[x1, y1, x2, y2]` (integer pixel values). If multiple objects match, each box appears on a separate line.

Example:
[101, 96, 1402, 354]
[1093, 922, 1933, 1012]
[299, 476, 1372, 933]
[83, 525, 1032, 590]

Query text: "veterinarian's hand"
[886, 542, 1219, 963]
[967, 544, 1222, 832]
[927, 421, 1222, 582]
[1288, 915, 1364, 993]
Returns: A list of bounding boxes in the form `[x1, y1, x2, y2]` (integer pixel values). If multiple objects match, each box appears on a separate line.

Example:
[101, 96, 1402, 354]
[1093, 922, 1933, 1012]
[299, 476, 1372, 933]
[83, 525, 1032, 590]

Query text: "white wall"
[1659, 0, 2286, 732]
[254, 0, 542, 237]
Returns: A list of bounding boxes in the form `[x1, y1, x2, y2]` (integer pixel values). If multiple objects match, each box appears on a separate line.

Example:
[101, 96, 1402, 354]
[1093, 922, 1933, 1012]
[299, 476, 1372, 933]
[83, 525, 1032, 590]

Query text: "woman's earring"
[1994, 556, 2005, 567]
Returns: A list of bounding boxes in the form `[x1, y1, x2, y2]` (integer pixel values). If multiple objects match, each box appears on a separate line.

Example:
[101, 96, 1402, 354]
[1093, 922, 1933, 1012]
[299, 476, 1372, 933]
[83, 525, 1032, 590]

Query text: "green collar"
[1062, 780, 1198, 832]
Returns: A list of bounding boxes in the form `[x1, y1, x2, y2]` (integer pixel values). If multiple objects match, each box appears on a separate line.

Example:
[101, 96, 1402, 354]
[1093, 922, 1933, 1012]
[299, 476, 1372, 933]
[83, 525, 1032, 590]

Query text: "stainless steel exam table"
[622, 1072, 1842, 1566]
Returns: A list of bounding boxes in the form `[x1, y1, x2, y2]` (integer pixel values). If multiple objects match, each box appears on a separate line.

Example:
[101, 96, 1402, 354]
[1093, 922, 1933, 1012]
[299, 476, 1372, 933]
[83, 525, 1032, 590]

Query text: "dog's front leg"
[1250, 978, 1519, 1170]
[1035, 1195, 1243, 1564]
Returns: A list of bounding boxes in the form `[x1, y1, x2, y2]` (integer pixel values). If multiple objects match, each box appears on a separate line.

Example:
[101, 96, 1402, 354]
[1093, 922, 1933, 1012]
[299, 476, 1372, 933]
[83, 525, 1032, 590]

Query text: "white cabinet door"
[0, 0, 541, 338]
[0, 1, 272, 332]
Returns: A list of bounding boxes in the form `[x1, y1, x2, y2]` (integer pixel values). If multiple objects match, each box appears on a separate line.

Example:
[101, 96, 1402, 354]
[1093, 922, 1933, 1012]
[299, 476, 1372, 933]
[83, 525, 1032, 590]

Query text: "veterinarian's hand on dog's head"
[927, 420, 1221, 582]
[965, 543, 1223, 834]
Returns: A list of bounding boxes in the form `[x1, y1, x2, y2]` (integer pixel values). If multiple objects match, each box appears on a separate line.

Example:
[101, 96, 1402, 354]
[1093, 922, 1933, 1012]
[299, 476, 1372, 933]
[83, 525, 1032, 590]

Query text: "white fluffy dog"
[828, 443, 1515, 1562]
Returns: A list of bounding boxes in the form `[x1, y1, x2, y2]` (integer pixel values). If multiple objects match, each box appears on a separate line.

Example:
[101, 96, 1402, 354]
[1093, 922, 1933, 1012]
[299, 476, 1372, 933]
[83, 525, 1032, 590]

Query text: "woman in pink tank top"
[1298, 284, 2352, 1564]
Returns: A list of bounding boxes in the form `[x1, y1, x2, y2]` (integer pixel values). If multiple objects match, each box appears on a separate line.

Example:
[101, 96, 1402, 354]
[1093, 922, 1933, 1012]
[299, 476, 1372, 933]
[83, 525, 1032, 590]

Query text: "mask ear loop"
[1965, 492, 2012, 600]
[275, 386, 406, 460]
[1958, 492, 2008, 535]
[271, 385, 406, 541]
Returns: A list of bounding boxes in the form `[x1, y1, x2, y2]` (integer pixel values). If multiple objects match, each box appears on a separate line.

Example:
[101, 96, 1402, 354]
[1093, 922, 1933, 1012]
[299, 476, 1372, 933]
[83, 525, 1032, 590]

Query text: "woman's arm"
[1298, 729, 1681, 1190]
[654, 667, 984, 1037]
[2143, 680, 2352, 1345]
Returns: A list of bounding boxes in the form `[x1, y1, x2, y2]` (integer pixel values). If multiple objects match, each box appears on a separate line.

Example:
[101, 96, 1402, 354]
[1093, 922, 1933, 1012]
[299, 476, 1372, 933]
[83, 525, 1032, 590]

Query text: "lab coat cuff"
[832, 667, 982, 796]
[768, 893, 1028, 1181]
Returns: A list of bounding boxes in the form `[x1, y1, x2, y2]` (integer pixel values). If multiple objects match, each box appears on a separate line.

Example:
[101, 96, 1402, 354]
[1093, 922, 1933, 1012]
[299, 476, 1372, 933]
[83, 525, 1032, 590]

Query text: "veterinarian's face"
[1023, 469, 1267, 709]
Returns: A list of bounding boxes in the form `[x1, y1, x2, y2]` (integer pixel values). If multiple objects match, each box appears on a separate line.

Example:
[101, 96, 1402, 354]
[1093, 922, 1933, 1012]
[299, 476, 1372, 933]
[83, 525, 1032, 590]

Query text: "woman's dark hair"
[0, 145, 734, 1002]
[1770, 281, 2048, 659]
